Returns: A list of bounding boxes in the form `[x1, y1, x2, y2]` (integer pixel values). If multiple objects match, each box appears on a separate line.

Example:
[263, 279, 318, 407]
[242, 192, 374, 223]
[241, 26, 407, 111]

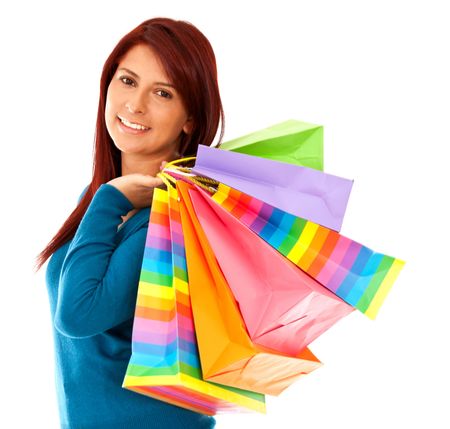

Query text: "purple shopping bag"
[192, 145, 353, 232]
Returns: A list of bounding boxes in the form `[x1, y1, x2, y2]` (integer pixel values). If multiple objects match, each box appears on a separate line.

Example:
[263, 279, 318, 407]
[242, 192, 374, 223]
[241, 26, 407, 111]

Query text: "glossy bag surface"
[178, 181, 322, 396]
[123, 187, 266, 414]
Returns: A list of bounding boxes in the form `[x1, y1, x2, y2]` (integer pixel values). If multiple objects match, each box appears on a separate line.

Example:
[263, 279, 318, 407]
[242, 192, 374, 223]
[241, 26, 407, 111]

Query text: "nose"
[125, 92, 146, 114]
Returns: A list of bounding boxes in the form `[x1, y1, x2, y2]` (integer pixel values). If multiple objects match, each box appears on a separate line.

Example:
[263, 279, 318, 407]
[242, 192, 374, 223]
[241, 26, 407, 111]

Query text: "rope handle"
[156, 172, 175, 189]
[164, 156, 196, 168]
[159, 155, 220, 193]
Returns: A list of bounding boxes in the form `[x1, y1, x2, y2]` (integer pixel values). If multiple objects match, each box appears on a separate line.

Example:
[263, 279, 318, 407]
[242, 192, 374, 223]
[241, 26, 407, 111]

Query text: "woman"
[34, 17, 224, 429]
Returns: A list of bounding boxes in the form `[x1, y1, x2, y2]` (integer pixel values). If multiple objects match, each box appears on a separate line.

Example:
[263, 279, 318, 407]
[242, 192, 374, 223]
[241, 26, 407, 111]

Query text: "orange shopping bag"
[177, 180, 322, 396]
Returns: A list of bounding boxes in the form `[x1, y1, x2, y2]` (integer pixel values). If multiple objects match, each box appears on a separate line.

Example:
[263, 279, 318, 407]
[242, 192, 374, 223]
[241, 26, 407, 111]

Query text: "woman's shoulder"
[77, 184, 90, 204]
[75, 182, 150, 240]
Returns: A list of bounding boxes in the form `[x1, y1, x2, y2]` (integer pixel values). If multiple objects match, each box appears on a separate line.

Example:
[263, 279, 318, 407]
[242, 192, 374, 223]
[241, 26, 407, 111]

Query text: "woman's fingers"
[144, 175, 164, 188]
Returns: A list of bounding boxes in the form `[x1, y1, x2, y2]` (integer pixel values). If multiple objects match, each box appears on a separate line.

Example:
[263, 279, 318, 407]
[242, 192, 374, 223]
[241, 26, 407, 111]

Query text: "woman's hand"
[107, 173, 164, 209]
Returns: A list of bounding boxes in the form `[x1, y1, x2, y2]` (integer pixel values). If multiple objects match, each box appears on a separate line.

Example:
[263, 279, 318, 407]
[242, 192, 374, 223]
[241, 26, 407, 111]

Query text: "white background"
[2, 0, 449, 428]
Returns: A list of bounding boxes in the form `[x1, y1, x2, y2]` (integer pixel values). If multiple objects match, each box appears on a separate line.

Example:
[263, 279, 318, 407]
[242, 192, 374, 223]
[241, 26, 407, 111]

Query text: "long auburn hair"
[34, 17, 225, 272]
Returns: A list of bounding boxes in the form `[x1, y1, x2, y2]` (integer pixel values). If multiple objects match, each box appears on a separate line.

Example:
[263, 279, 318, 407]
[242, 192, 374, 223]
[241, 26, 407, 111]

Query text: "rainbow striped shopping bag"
[207, 183, 405, 320]
[123, 186, 265, 415]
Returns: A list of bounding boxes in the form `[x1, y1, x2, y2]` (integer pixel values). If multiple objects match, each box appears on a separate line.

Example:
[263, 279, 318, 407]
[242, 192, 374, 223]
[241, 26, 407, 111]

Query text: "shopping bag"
[177, 180, 322, 395]
[183, 181, 353, 355]
[192, 145, 353, 232]
[208, 183, 405, 320]
[219, 119, 324, 170]
[123, 186, 266, 415]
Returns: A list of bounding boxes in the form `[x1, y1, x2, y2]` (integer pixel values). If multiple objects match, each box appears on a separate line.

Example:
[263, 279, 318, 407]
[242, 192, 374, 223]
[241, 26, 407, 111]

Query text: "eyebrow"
[117, 67, 176, 88]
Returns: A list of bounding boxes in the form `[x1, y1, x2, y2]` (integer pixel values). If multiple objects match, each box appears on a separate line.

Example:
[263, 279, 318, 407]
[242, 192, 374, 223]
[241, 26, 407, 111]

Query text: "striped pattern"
[211, 184, 404, 320]
[123, 187, 266, 414]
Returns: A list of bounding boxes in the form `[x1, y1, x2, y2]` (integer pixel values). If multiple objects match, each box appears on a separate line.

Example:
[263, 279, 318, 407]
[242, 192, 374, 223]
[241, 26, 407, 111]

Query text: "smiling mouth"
[117, 115, 150, 131]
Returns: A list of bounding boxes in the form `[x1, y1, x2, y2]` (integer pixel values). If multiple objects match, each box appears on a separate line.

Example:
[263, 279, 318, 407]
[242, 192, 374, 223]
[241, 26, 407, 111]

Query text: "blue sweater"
[45, 183, 215, 429]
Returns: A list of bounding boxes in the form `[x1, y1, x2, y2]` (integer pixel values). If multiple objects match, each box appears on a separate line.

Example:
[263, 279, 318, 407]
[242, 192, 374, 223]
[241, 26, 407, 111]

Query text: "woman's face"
[105, 44, 192, 158]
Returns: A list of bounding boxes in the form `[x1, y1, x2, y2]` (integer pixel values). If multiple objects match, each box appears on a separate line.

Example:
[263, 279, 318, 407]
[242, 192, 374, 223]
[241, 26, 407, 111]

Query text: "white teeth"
[119, 116, 149, 130]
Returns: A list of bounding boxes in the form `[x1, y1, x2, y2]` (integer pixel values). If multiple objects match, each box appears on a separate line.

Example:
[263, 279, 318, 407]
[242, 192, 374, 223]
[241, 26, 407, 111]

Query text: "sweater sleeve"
[54, 183, 147, 339]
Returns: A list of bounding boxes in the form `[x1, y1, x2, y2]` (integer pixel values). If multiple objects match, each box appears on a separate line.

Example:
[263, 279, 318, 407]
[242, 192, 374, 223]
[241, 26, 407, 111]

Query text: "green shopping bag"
[218, 119, 323, 170]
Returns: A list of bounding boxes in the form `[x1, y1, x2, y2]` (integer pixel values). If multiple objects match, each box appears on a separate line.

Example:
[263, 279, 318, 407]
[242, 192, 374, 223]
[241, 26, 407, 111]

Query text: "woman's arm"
[54, 184, 147, 338]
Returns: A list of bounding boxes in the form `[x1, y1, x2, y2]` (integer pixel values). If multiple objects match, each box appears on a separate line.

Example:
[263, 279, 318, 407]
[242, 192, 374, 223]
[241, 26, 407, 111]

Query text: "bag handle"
[157, 155, 220, 193]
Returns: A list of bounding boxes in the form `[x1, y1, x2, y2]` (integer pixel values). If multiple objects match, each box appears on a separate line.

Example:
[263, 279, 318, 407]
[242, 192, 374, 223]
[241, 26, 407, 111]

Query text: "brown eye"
[156, 89, 172, 99]
[120, 76, 135, 86]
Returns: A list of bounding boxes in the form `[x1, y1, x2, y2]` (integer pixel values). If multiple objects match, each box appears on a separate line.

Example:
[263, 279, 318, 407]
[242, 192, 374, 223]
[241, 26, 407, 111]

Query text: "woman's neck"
[120, 150, 180, 177]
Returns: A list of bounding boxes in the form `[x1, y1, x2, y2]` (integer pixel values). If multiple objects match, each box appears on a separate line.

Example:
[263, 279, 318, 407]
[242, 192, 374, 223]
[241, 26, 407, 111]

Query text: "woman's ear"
[182, 117, 194, 135]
